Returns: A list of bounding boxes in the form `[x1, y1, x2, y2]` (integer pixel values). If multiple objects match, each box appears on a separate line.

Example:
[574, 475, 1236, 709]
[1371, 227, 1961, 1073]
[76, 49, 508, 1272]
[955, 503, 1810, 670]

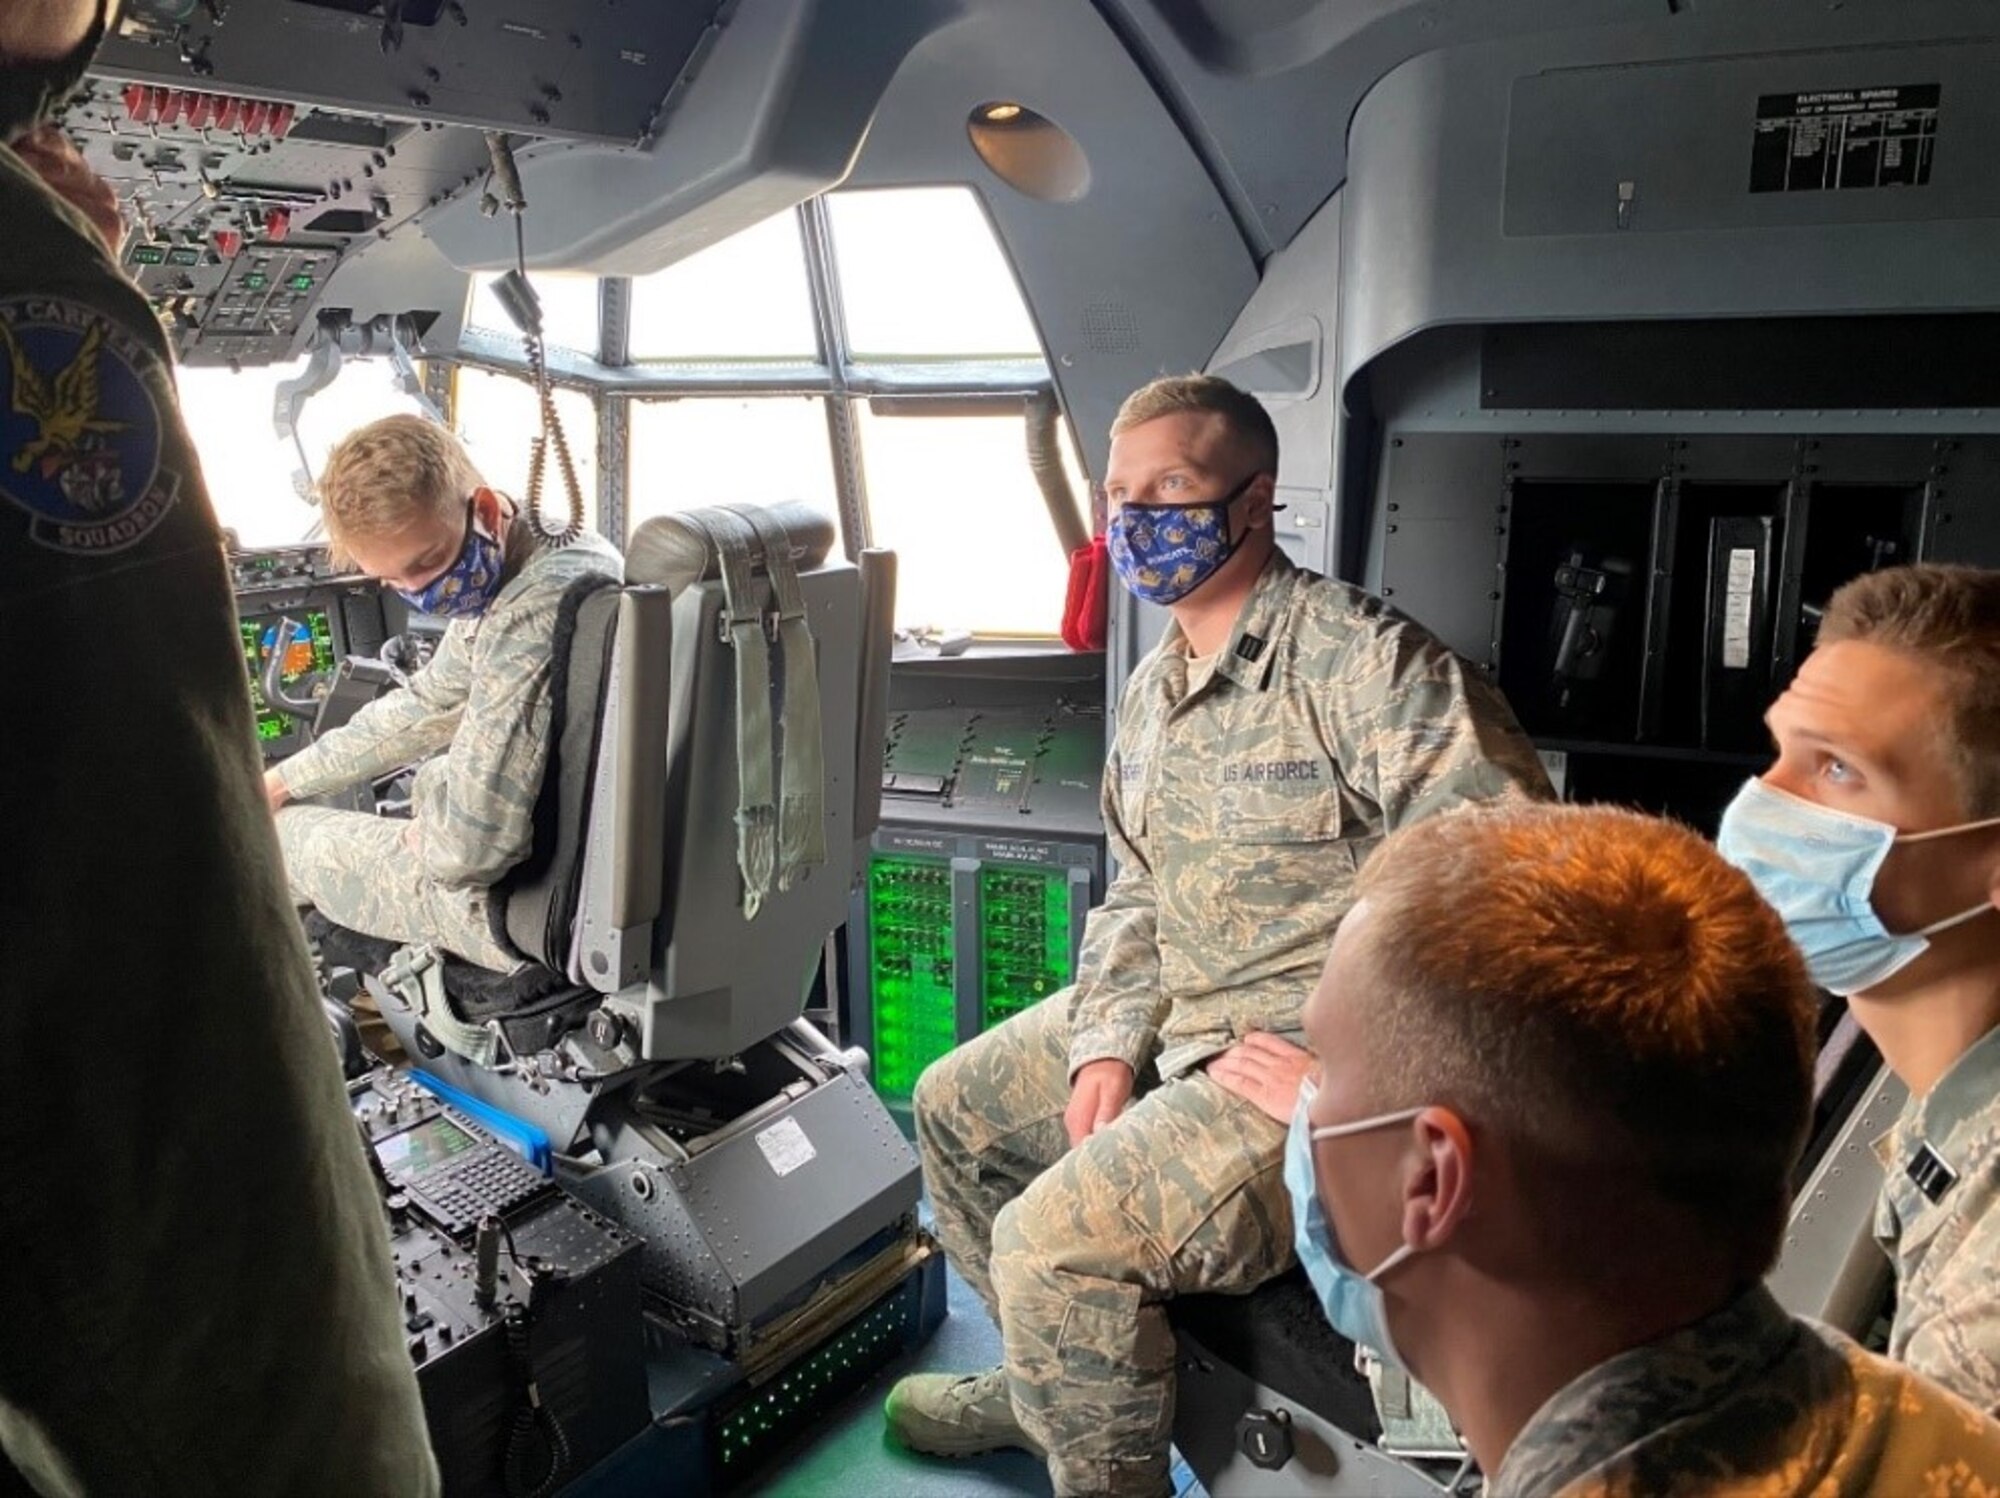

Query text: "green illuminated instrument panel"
[858, 830, 1098, 1098]
[240, 610, 336, 741]
[866, 856, 957, 1097]
[714, 1290, 918, 1472]
[979, 866, 1073, 1030]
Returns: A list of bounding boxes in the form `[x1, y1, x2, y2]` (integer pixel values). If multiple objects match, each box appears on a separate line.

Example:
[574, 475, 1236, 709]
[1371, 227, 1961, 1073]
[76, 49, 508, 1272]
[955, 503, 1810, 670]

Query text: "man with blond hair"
[266, 414, 620, 970]
[1718, 564, 2000, 1410]
[886, 374, 1549, 1496]
[1290, 801, 2000, 1494]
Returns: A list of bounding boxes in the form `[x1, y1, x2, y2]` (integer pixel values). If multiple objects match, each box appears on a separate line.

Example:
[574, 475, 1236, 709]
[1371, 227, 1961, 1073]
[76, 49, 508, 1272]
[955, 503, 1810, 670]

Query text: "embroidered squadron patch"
[0, 297, 176, 553]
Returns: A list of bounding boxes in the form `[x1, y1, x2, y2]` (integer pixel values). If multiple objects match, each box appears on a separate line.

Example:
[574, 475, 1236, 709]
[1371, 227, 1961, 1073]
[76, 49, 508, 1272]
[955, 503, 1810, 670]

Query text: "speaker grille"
[1082, 301, 1139, 353]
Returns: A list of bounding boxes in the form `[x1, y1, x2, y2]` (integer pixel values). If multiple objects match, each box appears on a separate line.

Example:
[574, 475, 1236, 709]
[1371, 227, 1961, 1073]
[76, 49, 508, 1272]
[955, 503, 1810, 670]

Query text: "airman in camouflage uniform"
[1712, 564, 2000, 1414]
[0, 14, 436, 1489]
[271, 466, 621, 970]
[1874, 1028, 2000, 1412]
[888, 376, 1549, 1497]
[1492, 1283, 2000, 1497]
[1297, 803, 2000, 1498]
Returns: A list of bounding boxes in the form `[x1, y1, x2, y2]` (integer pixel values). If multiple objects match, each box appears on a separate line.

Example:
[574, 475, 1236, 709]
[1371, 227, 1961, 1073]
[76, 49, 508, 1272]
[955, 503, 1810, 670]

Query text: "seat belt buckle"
[717, 607, 763, 645]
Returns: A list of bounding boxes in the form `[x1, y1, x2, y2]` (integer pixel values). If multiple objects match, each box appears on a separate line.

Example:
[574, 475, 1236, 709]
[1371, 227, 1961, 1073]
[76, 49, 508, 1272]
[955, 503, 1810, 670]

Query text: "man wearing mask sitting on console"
[265, 414, 621, 972]
[886, 374, 1550, 1498]
[1290, 801, 2000, 1496]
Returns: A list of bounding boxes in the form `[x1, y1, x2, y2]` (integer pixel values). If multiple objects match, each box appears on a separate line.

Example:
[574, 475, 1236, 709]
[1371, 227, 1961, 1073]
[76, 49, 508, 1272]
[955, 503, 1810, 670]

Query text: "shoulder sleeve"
[1324, 616, 1553, 830]
[0, 271, 439, 1494]
[1894, 1206, 2000, 1415]
[275, 623, 472, 799]
[412, 577, 566, 887]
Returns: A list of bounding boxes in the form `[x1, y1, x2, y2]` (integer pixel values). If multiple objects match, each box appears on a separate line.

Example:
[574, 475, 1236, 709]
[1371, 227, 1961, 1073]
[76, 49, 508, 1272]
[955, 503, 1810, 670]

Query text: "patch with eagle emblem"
[0, 296, 177, 553]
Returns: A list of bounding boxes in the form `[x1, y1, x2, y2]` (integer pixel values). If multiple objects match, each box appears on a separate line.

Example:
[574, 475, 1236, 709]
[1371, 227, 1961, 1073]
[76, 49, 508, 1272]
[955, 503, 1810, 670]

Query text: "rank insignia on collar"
[1908, 1142, 1958, 1204]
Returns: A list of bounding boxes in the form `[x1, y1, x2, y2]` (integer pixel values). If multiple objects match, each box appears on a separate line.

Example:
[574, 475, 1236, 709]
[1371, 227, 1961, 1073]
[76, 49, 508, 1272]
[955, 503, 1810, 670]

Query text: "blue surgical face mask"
[1106, 471, 1258, 606]
[395, 500, 506, 618]
[1716, 778, 1999, 997]
[1285, 1078, 1424, 1371]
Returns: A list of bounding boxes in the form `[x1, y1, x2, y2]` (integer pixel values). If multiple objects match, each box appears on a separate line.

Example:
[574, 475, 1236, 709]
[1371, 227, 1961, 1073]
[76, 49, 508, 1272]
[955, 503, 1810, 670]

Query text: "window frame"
[440, 189, 1078, 643]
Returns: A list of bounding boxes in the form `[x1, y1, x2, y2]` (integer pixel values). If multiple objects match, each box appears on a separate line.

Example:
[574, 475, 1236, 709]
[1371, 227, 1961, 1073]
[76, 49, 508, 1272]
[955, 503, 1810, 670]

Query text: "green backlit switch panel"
[855, 827, 1101, 1098]
[714, 1291, 917, 1474]
[980, 866, 1073, 1029]
[866, 855, 957, 1096]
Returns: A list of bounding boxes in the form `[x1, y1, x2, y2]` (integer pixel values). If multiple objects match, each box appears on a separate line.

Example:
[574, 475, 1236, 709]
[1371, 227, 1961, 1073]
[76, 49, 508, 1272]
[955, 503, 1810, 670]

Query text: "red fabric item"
[1062, 534, 1110, 652]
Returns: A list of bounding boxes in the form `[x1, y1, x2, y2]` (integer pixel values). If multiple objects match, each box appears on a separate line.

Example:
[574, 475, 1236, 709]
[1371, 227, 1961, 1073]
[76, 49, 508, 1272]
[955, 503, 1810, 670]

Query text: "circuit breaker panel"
[848, 704, 1106, 1097]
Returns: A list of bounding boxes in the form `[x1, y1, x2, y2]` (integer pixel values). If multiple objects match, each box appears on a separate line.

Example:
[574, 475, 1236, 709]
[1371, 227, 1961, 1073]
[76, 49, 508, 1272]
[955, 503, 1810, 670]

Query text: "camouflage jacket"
[0, 144, 436, 1493]
[1875, 1024, 2000, 1413]
[275, 523, 622, 888]
[1492, 1285, 2000, 1497]
[1069, 552, 1550, 1080]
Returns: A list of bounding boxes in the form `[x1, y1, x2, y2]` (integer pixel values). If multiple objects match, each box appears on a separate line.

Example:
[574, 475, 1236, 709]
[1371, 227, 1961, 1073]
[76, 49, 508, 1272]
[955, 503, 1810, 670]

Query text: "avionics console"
[229, 541, 391, 761]
[847, 700, 1107, 1096]
[353, 1070, 649, 1498]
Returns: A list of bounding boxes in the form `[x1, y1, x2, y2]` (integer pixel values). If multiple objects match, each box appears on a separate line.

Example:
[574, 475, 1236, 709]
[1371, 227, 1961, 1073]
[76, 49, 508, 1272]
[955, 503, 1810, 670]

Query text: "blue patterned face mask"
[1285, 1079, 1424, 1372]
[1716, 778, 1998, 996]
[1107, 471, 1258, 605]
[395, 500, 505, 618]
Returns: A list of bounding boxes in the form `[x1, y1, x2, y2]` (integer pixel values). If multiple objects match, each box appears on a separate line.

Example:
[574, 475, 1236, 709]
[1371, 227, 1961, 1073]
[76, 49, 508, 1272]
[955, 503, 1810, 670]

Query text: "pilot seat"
[313, 500, 940, 1484]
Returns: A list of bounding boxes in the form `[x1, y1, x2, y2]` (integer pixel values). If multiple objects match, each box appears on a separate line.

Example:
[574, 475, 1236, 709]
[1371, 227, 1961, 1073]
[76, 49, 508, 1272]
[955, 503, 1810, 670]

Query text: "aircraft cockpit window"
[629, 212, 820, 363]
[451, 366, 601, 530]
[467, 271, 603, 357]
[177, 357, 430, 546]
[860, 405, 1087, 637]
[628, 396, 837, 528]
[434, 186, 1080, 638]
[828, 188, 1044, 361]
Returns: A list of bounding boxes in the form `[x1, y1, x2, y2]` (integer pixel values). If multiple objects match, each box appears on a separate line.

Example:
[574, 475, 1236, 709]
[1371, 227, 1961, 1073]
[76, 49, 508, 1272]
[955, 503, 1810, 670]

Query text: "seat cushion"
[1169, 1267, 1383, 1439]
[305, 911, 595, 1055]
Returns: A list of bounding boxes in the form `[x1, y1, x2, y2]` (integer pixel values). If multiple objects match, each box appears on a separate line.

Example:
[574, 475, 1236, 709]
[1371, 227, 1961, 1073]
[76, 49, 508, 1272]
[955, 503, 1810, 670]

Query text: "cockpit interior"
[33, 0, 2000, 1493]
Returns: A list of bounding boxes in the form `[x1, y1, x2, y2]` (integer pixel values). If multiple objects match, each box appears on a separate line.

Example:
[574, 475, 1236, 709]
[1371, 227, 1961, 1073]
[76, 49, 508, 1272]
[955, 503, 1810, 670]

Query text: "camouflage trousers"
[275, 806, 518, 972]
[914, 989, 1294, 1498]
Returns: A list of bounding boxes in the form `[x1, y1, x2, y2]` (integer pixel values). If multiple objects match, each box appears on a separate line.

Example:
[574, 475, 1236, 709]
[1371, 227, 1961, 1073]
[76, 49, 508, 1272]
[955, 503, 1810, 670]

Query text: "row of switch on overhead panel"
[119, 83, 298, 138]
[128, 238, 332, 340]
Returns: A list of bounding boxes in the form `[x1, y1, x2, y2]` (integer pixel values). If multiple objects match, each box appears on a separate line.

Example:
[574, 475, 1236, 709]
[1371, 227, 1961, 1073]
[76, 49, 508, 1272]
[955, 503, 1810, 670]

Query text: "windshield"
[175, 357, 429, 547]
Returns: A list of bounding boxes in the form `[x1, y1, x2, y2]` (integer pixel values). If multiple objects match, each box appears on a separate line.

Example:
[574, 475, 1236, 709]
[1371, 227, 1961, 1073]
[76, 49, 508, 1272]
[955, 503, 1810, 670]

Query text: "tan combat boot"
[883, 1367, 1046, 1458]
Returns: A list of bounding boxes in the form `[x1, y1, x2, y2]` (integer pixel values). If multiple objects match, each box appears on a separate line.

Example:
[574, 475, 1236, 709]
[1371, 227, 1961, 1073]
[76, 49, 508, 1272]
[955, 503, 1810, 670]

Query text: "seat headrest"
[626, 501, 839, 594]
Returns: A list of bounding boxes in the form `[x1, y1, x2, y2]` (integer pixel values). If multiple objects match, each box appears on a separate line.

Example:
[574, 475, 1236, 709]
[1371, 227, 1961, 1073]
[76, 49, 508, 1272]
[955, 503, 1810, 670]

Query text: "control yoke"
[261, 617, 322, 724]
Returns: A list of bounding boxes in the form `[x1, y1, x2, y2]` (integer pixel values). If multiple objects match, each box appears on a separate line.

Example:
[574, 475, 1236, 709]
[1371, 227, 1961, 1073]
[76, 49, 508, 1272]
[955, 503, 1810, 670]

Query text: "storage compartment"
[1796, 481, 1929, 655]
[1380, 431, 1985, 831]
[1658, 482, 1791, 751]
[1498, 480, 1659, 741]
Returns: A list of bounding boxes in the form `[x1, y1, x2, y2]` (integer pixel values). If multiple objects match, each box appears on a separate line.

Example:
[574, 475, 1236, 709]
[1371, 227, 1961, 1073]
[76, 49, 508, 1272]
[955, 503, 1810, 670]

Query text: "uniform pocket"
[1212, 786, 1347, 843]
[1113, 1076, 1294, 1289]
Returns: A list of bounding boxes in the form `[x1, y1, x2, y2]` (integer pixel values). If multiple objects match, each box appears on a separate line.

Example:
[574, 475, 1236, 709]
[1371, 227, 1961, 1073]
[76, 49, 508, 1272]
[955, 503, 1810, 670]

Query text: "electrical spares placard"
[1751, 84, 1939, 193]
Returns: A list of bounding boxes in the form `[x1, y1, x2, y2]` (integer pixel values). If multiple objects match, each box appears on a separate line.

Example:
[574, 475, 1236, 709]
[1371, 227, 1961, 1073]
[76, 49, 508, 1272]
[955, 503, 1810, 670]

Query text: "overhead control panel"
[100, 1, 714, 146]
[63, 78, 491, 363]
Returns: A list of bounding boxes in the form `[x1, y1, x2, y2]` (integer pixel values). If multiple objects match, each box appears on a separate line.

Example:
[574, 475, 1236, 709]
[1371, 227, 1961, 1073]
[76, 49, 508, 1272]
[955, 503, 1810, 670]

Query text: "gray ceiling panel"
[846, 0, 1260, 477]
[1091, 0, 1722, 260]
[1340, 8, 2000, 394]
[421, 0, 959, 276]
